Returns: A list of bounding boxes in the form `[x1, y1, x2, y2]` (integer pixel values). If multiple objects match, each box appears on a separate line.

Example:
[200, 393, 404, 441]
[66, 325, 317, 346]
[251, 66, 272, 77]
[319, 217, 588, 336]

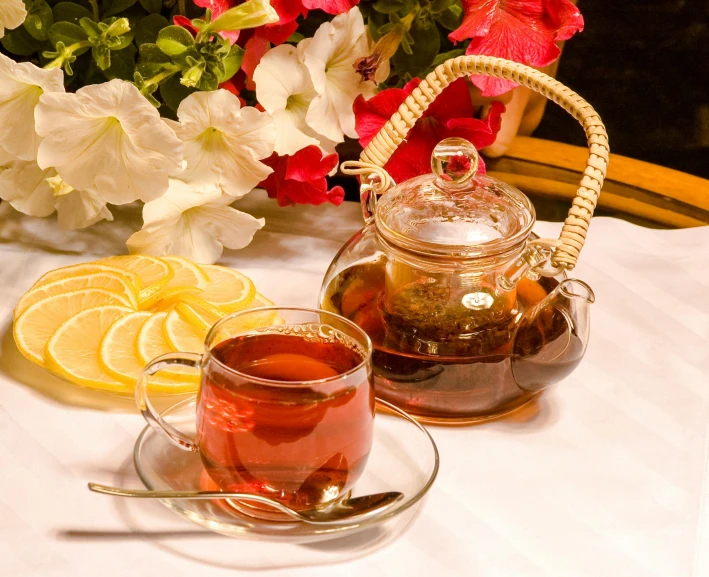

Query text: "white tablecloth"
[1, 192, 708, 577]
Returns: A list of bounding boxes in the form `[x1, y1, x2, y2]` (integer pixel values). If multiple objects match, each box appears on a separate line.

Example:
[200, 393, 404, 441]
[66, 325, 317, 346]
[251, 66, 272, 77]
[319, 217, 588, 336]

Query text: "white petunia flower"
[0, 53, 64, 161]
[166, 90, 275, 199]
[35, 79, 183, 205]
[126, 178, 265, 264]
[46, 174, 114, 230]
[0, 160, 55, 217]
[301, 7, 387, 144]
[0, 0, 27, 38]
[254, 44, 335, 156]
[0, 162, 112, 229]
[0, 146, 13, 172]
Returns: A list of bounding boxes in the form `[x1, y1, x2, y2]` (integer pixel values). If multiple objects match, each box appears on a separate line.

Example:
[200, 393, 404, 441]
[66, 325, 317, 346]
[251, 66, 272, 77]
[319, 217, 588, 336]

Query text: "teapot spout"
[512, 279, 595, 393]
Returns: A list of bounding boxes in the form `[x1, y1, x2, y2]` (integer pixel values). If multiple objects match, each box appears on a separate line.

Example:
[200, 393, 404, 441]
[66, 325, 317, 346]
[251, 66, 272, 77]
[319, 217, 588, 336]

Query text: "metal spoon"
[88, 483, 403, 525]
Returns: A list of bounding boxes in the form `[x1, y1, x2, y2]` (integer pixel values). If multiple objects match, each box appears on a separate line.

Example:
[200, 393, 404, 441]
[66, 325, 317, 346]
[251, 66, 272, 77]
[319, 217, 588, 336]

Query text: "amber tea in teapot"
[320, 138, 595, 423]
[322, 257, 591, 422]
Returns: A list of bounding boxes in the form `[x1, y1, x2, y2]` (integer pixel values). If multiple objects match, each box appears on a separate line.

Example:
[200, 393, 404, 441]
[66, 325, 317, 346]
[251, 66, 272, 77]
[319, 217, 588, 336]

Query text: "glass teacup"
[137, 307, 375, 514]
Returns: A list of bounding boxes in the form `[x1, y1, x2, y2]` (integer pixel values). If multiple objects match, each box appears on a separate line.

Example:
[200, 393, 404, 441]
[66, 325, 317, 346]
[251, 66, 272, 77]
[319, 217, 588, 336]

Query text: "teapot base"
[375, 391, 543, 425]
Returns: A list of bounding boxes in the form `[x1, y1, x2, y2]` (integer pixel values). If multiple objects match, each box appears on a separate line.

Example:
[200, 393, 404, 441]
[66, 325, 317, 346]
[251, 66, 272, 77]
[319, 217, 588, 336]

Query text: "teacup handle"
[136, 352, 202, 452]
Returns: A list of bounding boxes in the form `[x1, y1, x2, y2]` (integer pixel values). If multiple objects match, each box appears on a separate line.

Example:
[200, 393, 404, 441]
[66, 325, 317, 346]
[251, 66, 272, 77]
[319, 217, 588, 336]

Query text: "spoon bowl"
[88, 483, 404, 525]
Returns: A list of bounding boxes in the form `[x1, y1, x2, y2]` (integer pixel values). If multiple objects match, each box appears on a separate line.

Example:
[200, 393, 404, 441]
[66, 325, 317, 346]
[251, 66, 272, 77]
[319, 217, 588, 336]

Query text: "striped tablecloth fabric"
[1, 192, 708, 577]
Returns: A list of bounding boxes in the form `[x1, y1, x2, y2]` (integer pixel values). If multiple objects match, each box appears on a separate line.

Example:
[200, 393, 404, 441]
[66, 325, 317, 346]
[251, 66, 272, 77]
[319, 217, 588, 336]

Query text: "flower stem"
[178, 0, 186, 16]
[43, 40, 93, 69]
[88, 0, 99, 21]
[140, 66, 181, 94]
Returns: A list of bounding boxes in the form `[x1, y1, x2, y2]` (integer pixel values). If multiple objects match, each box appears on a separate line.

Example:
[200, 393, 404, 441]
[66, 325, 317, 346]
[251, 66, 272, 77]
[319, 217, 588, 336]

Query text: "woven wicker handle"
[346, 54, 609, 272]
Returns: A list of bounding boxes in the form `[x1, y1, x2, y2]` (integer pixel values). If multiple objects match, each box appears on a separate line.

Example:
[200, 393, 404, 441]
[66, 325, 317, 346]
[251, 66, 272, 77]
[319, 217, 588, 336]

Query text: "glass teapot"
[318, 55, 609, 424]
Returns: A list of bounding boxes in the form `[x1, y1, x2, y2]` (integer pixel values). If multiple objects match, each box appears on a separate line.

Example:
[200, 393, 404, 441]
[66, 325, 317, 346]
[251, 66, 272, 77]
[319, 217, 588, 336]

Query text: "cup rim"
[204, 306, 373, 388]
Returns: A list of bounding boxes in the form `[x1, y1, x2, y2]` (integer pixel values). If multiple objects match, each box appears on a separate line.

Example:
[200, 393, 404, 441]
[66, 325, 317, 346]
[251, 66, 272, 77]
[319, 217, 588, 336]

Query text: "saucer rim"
[133, 396, 440, 539]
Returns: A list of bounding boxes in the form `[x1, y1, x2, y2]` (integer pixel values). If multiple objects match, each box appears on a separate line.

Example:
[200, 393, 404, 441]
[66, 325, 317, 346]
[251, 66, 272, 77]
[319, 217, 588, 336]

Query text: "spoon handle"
[87, 482, 305, 522]
[89, 483, 252, 500]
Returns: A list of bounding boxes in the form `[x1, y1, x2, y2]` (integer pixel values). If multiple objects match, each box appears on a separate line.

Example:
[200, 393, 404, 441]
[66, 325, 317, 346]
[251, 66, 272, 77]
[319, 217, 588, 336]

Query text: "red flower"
[449, 0, 584, 96]
[175, 0, 301, 45]
[174, 0, 240, 42]
[270, 0, 308, 23]
[260, 147, 345, 207]
[173, 15, 198, 35]
[354, 78, 505, 183]
[271, 0, 359, 17]
[302, 0, 359, 13]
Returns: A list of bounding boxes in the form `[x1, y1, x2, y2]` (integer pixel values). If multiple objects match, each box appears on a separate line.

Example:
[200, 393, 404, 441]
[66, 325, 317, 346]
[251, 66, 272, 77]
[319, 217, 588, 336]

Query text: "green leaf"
[23, 0, 54, 41]
[53, 2, 93, 24]
[79, 16, 101, 37]
[160, 74, 196, 111]
[138, 0, 161, 13]
[101, 43, 136, 79]
[286, 31, 304, 43]
[196, 69, 217, 91]
[48, 21, 90, 53]
[135, 13, 169, 45]
[429, 0, 456, 11]
[426, 48, 465, 75]
[434, 5, 462, 31]
[171, 45, 201, 69]
[138, 41, 171, 63]
[156, 25, 195, 56]
[0, 25, 45, 55]
[136, 42, 172, 77]
[391, 12, 440, 78]
[216, 43, 243, 82]
[104, 0, 137, 17]
[372, 0, 416, 14]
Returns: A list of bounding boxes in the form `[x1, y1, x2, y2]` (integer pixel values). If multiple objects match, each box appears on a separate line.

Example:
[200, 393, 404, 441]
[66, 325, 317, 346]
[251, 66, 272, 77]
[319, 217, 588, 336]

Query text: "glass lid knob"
[431, 137, 479, 188]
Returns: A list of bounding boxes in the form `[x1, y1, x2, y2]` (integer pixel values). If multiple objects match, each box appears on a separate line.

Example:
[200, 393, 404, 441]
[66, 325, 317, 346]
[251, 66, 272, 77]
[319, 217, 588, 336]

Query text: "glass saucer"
[133, 397, 439, 543]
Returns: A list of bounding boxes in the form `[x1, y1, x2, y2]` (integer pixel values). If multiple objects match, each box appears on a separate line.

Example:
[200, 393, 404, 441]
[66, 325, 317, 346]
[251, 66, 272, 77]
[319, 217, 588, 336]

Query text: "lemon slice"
[99, 311, 152, 386]
[136, 312, 195, 383]
[31, 263, 138, 290]
[45, 305, 133, 390]
[164, 308, 208, 353]
[198, 265, 256, 312]
[161, 256, 210, 290]
[15, 272, 138, 319]
[139, 286, 202, 311]
[14, 289, 135, 365]
[100, 255, 172, 291]
[99, 311, 195, 392]
[175, 301, 224, 332]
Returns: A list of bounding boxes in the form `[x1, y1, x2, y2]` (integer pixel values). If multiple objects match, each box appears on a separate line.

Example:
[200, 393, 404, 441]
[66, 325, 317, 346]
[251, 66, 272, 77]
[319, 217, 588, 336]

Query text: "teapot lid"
[375, 138, 535, 258]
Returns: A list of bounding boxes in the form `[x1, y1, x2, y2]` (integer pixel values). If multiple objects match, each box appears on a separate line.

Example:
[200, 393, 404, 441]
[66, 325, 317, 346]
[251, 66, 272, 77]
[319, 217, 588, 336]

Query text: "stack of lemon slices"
[13, 255, 272, 395]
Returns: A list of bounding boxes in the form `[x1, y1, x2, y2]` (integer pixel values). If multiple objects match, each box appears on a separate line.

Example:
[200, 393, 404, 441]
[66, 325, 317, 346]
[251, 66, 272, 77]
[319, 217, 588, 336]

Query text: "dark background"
[536, 0, 709, 178]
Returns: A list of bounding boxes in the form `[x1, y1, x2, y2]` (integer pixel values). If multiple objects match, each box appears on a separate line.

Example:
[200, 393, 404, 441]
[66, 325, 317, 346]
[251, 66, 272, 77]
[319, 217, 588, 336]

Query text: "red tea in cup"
[197, 330, 374, 510]
[137, 308, 375, 514]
